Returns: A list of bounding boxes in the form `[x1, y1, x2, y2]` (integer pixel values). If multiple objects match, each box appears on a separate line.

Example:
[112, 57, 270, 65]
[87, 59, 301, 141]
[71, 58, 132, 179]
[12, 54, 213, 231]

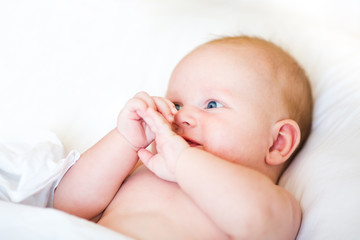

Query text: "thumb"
[138, 148, 154, 166]
[138, 148, 176, 182]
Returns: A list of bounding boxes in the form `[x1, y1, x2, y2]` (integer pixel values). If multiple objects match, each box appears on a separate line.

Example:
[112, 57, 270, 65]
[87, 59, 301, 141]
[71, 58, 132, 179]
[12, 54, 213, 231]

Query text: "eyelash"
[174, 103, 182, 111]
[206, 100, 223, 109]
[173, 100, 223, 111]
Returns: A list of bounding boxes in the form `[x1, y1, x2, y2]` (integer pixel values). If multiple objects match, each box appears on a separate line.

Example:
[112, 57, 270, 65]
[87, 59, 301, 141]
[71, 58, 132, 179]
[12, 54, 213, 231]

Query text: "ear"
[265, 119, 301, 166]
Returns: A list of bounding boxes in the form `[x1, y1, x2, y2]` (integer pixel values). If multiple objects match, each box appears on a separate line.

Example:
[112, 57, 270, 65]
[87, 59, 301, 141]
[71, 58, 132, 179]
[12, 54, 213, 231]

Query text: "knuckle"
[134, 91, 149, 98]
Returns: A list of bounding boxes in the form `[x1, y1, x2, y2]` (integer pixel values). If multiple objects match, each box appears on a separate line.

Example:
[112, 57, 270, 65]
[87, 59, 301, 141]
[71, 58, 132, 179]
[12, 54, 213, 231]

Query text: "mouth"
[183, 137, 201, 148]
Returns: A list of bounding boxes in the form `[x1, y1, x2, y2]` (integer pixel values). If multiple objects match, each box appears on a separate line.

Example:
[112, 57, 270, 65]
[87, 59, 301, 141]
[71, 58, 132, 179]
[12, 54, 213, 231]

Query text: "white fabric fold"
[0, 130, 80, 207]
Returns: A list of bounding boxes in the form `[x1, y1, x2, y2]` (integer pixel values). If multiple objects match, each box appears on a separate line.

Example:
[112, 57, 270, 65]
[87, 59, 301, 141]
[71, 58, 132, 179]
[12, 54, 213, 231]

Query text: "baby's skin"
[54, 40, 302, 239]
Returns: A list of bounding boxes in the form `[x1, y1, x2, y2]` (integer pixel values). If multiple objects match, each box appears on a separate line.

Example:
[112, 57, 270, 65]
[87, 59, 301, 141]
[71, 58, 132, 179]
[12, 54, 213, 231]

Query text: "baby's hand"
[117, 92, 177, 151]
[137, 107, 189, 182]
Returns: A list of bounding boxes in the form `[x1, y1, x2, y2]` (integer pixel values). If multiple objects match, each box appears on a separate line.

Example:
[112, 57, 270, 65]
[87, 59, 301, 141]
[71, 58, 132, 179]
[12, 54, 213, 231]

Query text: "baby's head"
[166, 36, 313, 182]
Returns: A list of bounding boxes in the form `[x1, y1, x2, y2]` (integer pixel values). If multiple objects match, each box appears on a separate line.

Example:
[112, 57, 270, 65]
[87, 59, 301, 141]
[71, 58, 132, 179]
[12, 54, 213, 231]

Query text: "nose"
[173, 106, 197, 131]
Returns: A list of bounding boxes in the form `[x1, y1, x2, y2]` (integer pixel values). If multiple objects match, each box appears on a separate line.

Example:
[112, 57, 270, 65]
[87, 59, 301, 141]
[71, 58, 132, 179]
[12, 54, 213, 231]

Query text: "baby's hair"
[208, 36, 313, 165]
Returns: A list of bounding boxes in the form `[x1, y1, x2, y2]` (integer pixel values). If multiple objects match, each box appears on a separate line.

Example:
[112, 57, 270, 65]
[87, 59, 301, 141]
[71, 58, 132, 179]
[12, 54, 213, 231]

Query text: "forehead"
[166, 42, 275, 97]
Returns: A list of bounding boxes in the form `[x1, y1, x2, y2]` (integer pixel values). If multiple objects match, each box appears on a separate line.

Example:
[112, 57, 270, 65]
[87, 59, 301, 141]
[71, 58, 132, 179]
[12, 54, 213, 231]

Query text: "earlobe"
[266, 119, 301, 166]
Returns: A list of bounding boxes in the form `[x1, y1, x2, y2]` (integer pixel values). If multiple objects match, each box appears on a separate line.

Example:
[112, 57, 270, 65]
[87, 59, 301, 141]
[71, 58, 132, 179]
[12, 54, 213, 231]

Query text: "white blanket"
[0, 201, 130, 239]
[0, 129, 130, 239]
[0, 129, 78, 207]
[1, 0, 360, 239]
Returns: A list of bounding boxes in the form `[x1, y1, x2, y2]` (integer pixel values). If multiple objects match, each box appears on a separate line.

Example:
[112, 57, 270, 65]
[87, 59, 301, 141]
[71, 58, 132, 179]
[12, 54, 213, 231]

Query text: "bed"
[1, 0, 359, 239]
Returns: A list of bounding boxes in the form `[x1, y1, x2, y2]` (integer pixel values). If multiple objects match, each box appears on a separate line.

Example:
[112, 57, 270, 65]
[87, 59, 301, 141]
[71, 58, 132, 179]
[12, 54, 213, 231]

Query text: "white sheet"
[0, 129, 130, 239]
[0, 201, 131, 240]
[0, 0, 359, 239]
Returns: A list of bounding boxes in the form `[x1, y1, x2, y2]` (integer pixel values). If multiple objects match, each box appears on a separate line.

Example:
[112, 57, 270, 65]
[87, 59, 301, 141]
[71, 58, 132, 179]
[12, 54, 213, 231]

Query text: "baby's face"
[166, 42, 281, 171]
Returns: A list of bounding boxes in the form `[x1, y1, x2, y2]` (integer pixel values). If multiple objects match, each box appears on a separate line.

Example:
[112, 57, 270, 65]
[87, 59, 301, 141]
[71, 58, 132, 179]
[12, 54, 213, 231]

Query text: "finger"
[138, 148, 176, 182]
[138, 148, 162, 176]
[153, 97, 176, 122]
[123, 97, 148, 120]
[125, 91, 158, 120]
[134, 91, 157, 110]
[138, 148, 154, 166]
[137, 110, 160, 135]
[162, 97, 178, 115]
[143, 108, 174, 136]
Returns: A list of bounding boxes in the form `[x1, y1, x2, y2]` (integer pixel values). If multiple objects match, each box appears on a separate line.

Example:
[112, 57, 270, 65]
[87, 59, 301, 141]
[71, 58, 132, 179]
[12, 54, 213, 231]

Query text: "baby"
[54, 36, 313, 239]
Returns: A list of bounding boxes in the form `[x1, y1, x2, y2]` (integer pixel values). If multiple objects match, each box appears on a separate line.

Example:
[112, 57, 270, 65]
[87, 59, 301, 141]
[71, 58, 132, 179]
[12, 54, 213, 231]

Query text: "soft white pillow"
[279, 27, 360, 238]
[0, 0, 359, 239]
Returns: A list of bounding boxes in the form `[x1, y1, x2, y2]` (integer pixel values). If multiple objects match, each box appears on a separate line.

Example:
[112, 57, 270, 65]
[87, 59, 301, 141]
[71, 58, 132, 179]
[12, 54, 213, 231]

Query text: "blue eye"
[206, 100, 223, 109]
[174, 103, 182, 111]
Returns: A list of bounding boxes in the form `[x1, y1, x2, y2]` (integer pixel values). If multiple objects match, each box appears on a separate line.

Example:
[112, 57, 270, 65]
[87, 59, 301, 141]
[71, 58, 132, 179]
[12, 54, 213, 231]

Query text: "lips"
[183, 137, 201, 147]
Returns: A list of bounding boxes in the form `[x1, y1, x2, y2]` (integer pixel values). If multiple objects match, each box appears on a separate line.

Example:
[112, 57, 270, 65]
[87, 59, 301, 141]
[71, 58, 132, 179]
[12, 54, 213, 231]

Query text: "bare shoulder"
[272, 185, 302, 240]
[243, 181, 301, 240]
[288, 189, 302, 237]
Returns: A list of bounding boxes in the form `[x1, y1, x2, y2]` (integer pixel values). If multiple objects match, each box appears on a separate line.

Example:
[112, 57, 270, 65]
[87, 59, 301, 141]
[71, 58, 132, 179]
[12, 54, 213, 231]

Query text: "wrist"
[114, 128, 140, 152]
[174, 147, 198, 181]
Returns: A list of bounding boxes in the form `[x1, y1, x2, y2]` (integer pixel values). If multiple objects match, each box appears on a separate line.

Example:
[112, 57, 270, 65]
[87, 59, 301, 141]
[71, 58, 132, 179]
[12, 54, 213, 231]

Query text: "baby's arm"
[175, 149, 301, 239]
[54, 92, 176, 220]
[138, 108, 301, 239]
[53, 129, 138, 220]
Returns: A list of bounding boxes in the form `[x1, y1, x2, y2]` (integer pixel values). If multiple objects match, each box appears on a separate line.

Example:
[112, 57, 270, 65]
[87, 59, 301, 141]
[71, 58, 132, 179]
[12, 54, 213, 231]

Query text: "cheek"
[203, 124, 247, 161]
[202, 121, 268, 164]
